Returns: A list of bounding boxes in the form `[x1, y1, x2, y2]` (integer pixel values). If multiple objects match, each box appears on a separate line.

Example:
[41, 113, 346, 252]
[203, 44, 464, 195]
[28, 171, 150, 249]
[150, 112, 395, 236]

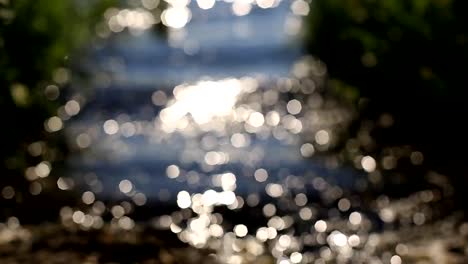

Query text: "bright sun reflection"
[197, 0, 216, 9]
[160, 78, 256, 130]
[161, 6, 191, 29]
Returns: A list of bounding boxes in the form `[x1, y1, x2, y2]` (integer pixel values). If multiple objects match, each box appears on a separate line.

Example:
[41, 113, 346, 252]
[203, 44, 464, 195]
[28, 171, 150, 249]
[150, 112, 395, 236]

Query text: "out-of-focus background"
[1, 0, 468, 263]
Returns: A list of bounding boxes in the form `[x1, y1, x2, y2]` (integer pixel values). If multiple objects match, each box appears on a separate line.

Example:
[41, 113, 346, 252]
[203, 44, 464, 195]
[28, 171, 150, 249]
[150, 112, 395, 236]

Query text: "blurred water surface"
[4, 1, 462, 263]
[66, 0, 356, 201]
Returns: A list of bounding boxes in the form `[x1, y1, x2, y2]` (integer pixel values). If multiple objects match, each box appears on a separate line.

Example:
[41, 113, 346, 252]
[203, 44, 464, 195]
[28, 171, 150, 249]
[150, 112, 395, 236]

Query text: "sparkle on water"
[2, 0, 464, 263]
